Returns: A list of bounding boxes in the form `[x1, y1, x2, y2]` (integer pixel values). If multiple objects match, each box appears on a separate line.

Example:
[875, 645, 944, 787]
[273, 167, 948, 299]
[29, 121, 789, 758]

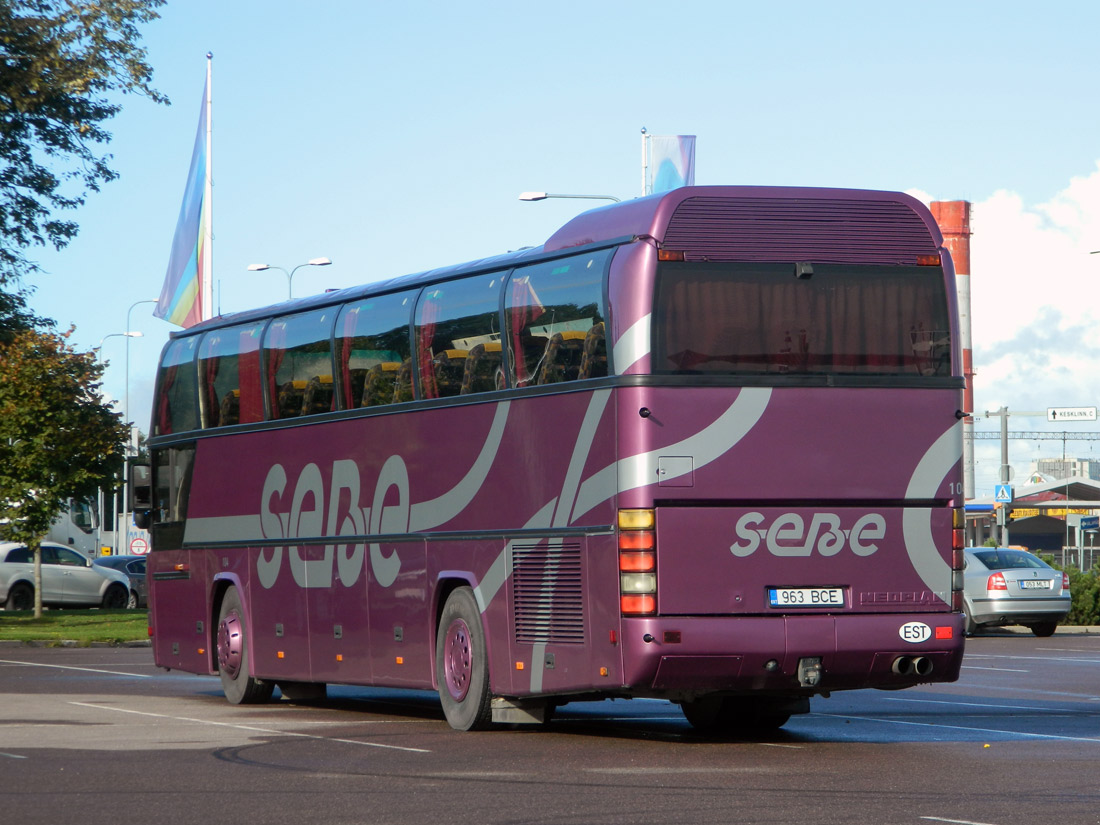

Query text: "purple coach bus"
[137, 185, 966, 733]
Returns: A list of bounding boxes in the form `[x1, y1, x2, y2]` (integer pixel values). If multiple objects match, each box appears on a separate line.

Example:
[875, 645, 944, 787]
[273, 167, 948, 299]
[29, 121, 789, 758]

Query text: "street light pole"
[121, 301, 156, 555]
[95, 331, 142, 554]
[247, 257, 332, 300]
[518, 192, 622, 203]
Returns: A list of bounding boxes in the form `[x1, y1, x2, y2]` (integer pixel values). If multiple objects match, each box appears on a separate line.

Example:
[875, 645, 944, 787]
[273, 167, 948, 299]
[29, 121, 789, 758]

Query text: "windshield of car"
[972, 550, 1050, 571]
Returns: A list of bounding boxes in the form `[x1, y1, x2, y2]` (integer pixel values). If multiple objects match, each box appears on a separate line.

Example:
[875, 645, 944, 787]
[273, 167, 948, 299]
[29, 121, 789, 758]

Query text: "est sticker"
[899, 621, 931, 643]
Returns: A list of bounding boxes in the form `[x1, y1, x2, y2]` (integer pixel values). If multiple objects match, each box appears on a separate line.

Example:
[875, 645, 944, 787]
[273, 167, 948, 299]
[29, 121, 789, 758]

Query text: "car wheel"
[216, 587, 274, 705]
[963, 603, 978, 636]
[101, 584, 129, 610]
[126, 590, 139, 610]
[436, 587, 493, 731]
[4, 581, 33, 611]
[1029, 622, 1058, 637]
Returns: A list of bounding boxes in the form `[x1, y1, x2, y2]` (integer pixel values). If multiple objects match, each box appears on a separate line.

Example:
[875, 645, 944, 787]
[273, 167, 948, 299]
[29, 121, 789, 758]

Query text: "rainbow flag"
[156, 73, 211, 328]
[645, 135, 696, 195]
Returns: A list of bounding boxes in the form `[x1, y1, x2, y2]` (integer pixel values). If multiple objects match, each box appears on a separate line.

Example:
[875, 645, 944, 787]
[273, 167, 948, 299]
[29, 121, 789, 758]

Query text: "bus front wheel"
[436, 587, 493, 731]
[216, 587, 274, 705]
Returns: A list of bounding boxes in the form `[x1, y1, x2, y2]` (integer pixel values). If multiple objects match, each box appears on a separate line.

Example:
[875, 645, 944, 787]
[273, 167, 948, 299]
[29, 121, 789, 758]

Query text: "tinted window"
[151, 444, 195, 551]
[415, 273, 504, 399]
[264, 309, 336, 419]
[336, 291, 415, 408]
[653, 262, 951, 377]
[197, 323, 265, 428]
[973, 550, 1049, 570]
[505, 250, 609, 387]
[4, 547, 31, 564]
[154, 337, 199, 435]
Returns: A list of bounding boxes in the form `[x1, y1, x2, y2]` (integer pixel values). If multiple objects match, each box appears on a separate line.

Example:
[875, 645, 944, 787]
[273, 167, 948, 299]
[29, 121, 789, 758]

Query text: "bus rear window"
[653, 262, 951, 377]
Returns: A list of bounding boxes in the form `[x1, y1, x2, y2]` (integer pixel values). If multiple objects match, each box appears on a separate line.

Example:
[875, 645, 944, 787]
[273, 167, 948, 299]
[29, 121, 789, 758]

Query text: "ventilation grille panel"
[512, 542, 585, 645]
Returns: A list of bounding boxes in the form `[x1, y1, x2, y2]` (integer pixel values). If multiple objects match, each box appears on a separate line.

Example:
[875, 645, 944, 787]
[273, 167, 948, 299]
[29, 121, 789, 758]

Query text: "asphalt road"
[1, 630, 1097, 825]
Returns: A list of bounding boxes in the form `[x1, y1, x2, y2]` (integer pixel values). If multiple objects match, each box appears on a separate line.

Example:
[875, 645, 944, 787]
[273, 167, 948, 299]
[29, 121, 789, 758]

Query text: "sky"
[21, 0, 1100, 499]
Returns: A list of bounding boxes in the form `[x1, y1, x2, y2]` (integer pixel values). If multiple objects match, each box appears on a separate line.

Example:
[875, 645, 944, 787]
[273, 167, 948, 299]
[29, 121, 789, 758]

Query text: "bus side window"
[335, 291, 415, 409]
[415, 273, 503, 400]
[150, 445, 195, 551]
[197, 323, 264, 428]
[506, 250, 611, 387]
[264, 309, 336, 420]
[154, 337, 199, 435]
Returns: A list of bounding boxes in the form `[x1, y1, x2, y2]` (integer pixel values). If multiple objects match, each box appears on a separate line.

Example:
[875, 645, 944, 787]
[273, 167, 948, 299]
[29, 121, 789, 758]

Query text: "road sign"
[994, 484, 1013, 503]
[1082, 516, 1100, 531]
[129, 536, 149, 555]
[1047, 406, 1097, 422]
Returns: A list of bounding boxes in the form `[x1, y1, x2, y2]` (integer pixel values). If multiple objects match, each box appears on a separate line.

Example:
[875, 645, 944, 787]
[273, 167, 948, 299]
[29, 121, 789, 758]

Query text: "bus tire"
[681, 695, 791, 736]
[216, 587, 274, 705]
[436, 587, 493, 731]
[4, 581, 33, 611]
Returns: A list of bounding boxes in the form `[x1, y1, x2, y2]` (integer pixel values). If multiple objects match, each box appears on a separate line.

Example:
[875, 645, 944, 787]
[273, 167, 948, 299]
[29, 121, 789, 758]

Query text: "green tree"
[0, 323, 126, 616]
[0, 0, 166, 285]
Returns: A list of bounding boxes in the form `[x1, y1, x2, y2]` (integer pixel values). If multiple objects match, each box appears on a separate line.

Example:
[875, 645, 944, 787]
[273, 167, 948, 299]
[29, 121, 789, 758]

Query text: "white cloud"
[959, 165, 1100, 492]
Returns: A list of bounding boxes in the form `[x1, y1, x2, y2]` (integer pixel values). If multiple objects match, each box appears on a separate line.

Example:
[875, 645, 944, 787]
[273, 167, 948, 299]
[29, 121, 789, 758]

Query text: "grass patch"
[0, 610, 148, 645]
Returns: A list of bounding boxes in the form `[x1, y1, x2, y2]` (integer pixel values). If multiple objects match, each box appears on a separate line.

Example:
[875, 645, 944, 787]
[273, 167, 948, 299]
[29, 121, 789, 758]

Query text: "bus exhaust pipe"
[892, 656, 933, 677]
[912, 656, 933, 677]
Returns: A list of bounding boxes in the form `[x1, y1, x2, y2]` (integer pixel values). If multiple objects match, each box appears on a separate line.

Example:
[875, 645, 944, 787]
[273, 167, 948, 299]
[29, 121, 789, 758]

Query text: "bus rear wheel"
[681, 695, 792, 736]
[436, 587, 492, 731]
[216, 587, 274, 705]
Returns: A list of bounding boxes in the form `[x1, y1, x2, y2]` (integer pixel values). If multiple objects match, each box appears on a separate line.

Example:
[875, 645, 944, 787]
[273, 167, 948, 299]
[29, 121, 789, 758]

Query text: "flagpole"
[202, 52, 214, 323]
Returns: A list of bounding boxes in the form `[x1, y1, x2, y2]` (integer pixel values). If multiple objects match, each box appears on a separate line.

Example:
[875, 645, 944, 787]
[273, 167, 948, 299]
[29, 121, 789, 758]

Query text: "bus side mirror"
[129, 462, 152, 528]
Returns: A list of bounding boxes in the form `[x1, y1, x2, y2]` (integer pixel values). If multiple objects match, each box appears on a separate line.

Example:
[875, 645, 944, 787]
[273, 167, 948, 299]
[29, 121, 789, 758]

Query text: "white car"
[0, 541, 132, 610]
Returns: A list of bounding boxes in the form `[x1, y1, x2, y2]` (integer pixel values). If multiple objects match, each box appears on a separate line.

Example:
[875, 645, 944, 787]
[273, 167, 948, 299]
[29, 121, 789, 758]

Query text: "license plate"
[768, 587, 845, 608]
[1020, 579, 1052, 589]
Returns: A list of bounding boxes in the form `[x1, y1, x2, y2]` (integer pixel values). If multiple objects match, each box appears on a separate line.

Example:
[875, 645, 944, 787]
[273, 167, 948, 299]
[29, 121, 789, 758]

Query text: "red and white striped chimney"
[930, 200, 974, 500]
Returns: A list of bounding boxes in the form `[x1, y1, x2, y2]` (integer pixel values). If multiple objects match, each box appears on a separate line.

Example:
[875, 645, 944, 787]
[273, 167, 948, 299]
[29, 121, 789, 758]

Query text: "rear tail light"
[950, 508, 965, 610]
[619, 509, 656, 615]
[987, 572, 1008, 591]
[1062, 571, 1071, 592]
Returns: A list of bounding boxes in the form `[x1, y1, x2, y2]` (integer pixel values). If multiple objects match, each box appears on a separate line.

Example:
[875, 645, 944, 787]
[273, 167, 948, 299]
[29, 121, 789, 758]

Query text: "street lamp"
[96, 331, 143, 361]
[247, 257, 332, 299]
[519, 192, 621, 203]
[95, 330, 142, 554]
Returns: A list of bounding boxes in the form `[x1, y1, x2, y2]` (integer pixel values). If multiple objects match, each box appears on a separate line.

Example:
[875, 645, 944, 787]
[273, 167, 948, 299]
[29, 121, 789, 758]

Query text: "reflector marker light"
[916, 254, 941, 266]
[658, 249, 685, 262]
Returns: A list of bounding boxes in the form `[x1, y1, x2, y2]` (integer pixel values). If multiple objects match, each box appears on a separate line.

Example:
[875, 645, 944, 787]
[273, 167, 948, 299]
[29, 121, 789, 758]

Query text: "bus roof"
[177, 185, 942, 337]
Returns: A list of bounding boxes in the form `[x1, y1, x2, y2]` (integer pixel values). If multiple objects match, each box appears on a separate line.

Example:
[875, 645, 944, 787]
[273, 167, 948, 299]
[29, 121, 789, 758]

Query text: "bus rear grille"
[512, 542, 585, 645]
[664, 197, 938, 264]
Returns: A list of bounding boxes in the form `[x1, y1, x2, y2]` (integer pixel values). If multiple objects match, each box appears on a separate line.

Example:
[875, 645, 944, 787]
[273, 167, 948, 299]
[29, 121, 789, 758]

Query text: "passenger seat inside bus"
[362, 362, 400, 407]
[301, 375, 334, 415]
[579, 322, 607, 380]
[538, 331, 586, 384]
[433, 349, 468, 397]
[461, 341, 503, 394]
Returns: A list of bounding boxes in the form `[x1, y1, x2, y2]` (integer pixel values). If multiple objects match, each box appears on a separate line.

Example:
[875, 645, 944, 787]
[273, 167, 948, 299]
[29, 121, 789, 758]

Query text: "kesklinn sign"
[1047, 407, 1097, 422]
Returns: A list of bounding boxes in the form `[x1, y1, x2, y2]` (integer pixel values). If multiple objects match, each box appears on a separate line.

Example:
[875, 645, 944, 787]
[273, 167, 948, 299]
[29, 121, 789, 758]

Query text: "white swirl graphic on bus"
[729, 511, 885, 558]
[257, 456, 411, 590]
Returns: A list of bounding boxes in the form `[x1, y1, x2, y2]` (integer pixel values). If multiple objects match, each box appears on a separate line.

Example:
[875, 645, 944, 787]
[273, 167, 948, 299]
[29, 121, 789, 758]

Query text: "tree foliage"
[0, 321, 126, 613]
[0, 0, 166, 285]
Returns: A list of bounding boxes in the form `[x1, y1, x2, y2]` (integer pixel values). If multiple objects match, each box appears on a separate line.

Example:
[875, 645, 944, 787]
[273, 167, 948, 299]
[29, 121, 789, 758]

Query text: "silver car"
[93, 555, 147, 608]
[963, 548, 1071, 637]
[0, 541, 131, 611]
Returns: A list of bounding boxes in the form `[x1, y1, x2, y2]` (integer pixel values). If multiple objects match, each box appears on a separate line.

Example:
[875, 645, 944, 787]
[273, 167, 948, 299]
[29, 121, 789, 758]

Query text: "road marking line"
[1, 752, 28, 759]
[962, 665, 1029, 672]
[0, 659, 152, 678]
[882, 697, 1072, 712]
[920, 817, 1000, 825]
[815, 712, 1100, 743]
[68, 702, 430, 753]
